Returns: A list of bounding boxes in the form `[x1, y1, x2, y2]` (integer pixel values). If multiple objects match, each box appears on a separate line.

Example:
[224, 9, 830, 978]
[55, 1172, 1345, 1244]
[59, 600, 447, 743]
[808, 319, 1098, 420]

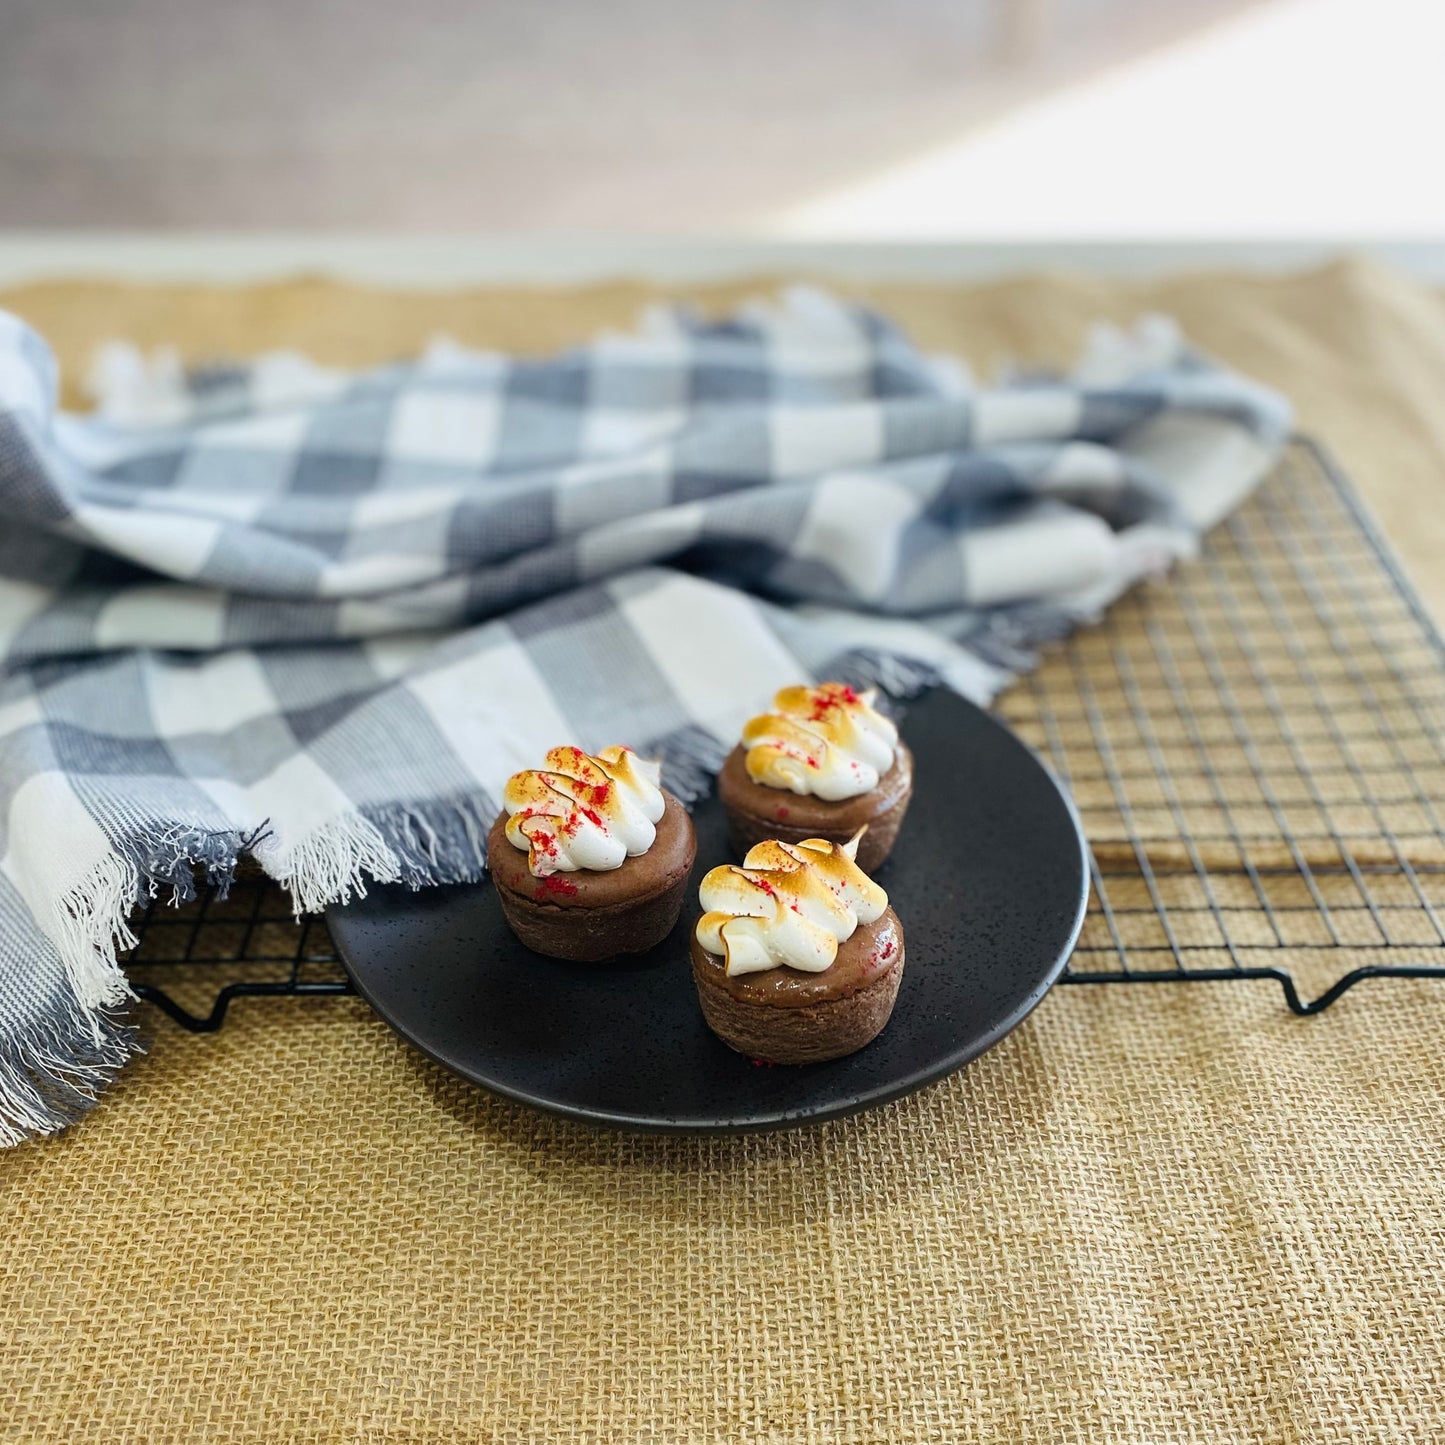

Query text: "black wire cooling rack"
[124, 437, 1445, 1030]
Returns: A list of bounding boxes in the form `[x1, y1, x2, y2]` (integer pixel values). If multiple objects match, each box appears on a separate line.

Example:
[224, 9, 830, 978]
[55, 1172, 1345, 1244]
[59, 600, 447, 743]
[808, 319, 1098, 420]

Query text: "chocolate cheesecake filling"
[488, 793, 695, 907]
[690, 908, 904, 1007]
[717, 743, 913, 833]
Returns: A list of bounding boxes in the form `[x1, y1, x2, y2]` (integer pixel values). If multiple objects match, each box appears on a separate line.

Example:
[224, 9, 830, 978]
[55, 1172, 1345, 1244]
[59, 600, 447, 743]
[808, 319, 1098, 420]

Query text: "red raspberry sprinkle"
[807, 683, 860, 720]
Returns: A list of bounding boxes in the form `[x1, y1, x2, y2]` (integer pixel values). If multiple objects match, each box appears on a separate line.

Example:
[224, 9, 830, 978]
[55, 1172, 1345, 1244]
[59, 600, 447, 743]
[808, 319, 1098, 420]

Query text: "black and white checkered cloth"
[0, 289, 1289, 1143]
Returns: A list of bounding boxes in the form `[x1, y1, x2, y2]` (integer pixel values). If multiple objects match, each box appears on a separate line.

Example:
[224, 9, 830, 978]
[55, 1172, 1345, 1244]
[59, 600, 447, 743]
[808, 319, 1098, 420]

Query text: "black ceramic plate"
[327, 689, 1088, 1134]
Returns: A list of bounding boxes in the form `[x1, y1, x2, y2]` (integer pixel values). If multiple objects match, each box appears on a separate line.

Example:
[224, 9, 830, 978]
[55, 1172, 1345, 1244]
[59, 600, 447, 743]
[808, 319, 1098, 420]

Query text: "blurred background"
[2, 0, 1441, 240]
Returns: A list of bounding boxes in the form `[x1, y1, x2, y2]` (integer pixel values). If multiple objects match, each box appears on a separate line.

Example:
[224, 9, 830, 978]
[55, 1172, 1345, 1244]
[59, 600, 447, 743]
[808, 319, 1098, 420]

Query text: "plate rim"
[330, 694, 1090, 1134]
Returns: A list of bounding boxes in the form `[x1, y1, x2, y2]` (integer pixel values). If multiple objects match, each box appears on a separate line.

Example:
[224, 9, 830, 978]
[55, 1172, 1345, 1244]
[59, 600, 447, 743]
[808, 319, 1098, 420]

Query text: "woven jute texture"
[3, 260, 1445, 1444]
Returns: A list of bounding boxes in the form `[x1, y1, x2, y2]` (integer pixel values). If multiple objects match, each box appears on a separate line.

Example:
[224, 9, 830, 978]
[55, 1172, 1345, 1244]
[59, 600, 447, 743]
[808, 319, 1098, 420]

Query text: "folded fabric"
[0, 289, 1290, 1144]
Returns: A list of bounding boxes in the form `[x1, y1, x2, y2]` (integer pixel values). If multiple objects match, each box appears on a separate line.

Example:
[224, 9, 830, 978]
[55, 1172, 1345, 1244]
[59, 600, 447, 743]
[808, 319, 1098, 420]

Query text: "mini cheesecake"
[488, 745, 696, 962]
[690, 833, 904, 1065]
[718, 682, 912, 873]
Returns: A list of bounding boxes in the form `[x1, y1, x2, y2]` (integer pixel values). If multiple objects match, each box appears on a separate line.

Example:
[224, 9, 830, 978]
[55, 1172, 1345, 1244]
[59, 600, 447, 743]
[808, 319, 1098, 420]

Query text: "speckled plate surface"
[327, 689, 1088, 1134]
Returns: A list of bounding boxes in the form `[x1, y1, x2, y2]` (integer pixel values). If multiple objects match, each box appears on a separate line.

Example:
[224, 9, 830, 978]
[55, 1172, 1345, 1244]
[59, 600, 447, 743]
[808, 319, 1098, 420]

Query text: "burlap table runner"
[2, 259, 1444, 1443]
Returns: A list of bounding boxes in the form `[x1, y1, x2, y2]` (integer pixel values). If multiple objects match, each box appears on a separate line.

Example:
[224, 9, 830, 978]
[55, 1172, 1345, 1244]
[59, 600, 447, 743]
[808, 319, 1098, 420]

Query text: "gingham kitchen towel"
[0, 290, 1289, 1143]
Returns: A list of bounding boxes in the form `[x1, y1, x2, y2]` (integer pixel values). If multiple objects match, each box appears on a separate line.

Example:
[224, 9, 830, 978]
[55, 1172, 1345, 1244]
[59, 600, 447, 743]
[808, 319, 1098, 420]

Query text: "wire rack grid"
[124, 437, 1445, 1029]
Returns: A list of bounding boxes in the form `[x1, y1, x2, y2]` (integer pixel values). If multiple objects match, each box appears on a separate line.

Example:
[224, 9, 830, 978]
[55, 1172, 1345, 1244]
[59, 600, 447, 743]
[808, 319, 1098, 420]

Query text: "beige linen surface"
[2, 259, 1444, 1444]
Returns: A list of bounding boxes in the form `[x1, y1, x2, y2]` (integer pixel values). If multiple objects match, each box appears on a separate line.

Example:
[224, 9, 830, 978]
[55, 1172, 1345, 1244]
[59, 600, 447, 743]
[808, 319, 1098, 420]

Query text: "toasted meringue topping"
[695, 830, 888, 976]
[503, 745, 665, 877]
[741, 683, 897, 801]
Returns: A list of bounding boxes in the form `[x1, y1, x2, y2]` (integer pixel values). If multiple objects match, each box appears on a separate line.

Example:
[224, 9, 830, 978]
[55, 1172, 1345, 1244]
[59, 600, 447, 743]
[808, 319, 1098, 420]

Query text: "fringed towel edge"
[0, 998, 140, 1147]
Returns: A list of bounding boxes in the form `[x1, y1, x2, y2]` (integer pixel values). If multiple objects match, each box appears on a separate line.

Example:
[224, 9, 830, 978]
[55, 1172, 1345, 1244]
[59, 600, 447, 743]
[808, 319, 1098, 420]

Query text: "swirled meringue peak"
[503, 745, 666, 878]
[695, 830, 888, 977]
[741, 683, 898, 801]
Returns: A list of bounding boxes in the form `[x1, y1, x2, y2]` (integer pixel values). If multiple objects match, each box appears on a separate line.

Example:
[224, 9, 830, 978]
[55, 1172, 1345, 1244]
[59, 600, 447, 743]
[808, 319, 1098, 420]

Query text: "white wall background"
[9, 0, 1425, 236]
